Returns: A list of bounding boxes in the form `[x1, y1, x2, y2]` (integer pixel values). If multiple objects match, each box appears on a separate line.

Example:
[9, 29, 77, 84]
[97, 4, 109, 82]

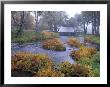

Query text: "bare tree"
[11, 11, 25, 37]
[33, 11, 43, 31]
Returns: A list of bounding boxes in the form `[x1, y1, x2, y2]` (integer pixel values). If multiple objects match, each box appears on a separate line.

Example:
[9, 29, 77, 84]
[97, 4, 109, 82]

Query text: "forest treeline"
[11, 11, 100, 36]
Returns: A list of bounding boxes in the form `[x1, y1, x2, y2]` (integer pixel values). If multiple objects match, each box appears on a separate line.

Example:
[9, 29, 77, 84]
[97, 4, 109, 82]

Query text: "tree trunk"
[94, 12, 97, 35]
[16, 11, 24, 37]
[54, 24, 58, 32]
[94, 25, 96, 35]
[48, 22, 53, 31]
[92, 24, 95, 35]
[92, 12, 95, 35]
[36, 12, 39, 31]
[84, 23, 87, 34]
[96, 26, 99, 35]
[85, 26, 87, 34]
[34, 11, 39, 32]
[17, 23, 23, 36]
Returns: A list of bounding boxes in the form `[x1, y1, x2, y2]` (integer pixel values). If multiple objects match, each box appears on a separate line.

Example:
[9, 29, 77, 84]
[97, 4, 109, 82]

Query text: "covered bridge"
[58, 27, 75, 36]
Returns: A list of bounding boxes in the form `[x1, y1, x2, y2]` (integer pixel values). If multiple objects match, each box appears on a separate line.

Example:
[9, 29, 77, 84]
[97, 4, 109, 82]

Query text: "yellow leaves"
[70, 47, 97, 60]
[11, 52, 53, 74]
[59, 62, 74, 76]
[42, 31, 51, 35]
[13, 52, 33, 59]
[67, 37, 80, 47]
[72, 63, 91, 77]
[41, 31, 59, 39]
[84, 37, 92, 43]
[34, 54, 49, 60]
[36, 67, 64, 77]
[11, 50, 98, 77]
[42, 31, 52, 38]
[59, 61, 91, 77]
[42, 38, 66, 51]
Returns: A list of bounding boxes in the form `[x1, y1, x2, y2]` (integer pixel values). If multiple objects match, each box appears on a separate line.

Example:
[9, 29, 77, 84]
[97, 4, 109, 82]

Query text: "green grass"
[77, 52, 100, 77]
[12, 30, 40, 43]
[84, 35, 100, 44]
[11, 30, 59, 44]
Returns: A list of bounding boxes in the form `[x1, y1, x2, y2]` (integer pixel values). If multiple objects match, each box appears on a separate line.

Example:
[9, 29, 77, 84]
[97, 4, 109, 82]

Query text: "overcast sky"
[66, 10, 81, 18]
[30, 11, 82, 18]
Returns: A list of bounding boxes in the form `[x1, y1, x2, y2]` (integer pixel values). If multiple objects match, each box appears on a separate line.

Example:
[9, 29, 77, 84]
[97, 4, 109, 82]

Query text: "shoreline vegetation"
[11, 31, 100, 77]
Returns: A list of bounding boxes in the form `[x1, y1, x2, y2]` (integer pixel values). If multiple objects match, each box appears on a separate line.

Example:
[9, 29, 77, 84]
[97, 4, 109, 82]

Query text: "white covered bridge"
[58, 25, 93, 36]
[58, 27, 75, 36]
[58, 26, 84, 36]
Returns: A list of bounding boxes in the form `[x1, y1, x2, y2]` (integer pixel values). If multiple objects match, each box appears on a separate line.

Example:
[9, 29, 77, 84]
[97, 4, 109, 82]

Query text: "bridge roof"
[58, 27, 74, 32]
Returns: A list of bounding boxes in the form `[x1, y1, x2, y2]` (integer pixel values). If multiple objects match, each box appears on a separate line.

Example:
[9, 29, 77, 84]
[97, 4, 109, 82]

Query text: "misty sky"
[66, 11, 81, 18]
[30, 11, 81, 18]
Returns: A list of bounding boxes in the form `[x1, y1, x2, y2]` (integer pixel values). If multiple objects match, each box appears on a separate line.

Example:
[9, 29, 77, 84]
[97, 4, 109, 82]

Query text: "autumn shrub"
[36, 67, 64, 77]
[59, 62, 74, 76]
[84, 37, 92, 43]
[67, 37, 80, 47]
[59, 62, 92, 77]
[70, 47, 97, 60]
[41, 31, 59, 40]
[42, 38, 66, 51]
[71, 64, 92, 77]
[11, 52, 53, 74]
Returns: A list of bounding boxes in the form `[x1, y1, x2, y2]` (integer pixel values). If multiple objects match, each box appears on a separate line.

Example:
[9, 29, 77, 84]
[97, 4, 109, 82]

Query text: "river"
[11, 36, 97, 64]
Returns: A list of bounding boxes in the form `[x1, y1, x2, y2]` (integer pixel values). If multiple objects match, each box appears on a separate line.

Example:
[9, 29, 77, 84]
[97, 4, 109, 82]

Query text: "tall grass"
[84, 35, 100, 44]
[11, 30, 59, 44]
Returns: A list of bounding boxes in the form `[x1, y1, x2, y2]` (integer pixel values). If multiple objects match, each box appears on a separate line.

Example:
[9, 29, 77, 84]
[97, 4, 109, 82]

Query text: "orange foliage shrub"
[72, 64, 92, 77]
[41, 31, 59, 39]
[42, 38, 66, 51]
[70, 47, 97, 60]
[11, 52, 53, 74]
[36, 67, 64, 77]
[67, 37, 80, 47]
[84, 37, 92, 43]
[59, 62, 92, 77]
